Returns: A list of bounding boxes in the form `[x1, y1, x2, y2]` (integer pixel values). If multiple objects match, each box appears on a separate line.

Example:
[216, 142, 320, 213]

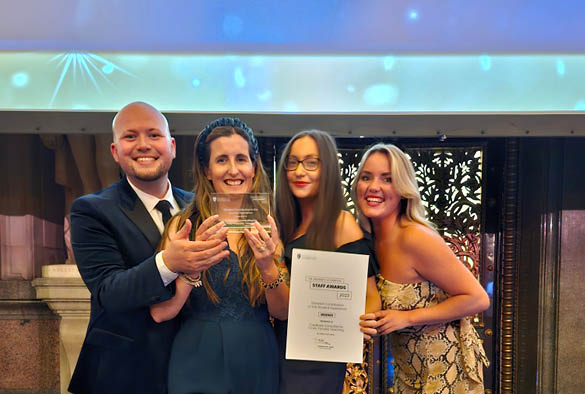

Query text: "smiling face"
[286, 136, 321, 202]
[110, 102, 176, 192]
[205, 134, 255, 194]
[356, 152, 403, 222]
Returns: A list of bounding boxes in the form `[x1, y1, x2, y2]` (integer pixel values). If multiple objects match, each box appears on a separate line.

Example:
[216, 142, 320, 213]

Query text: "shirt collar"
[127, 178, 178, 213]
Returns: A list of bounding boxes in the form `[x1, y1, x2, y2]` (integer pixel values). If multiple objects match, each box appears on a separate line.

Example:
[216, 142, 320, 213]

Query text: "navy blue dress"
[168, 250, 279, 394]
[274, 235, 378, 394]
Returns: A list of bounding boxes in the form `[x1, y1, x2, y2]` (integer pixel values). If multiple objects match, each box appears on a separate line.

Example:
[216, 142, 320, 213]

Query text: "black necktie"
[155, 200, 173, 226]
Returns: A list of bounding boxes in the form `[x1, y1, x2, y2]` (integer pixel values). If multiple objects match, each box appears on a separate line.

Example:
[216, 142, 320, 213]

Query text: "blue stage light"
[408, 10, 418, 20]
[234, 66, 246, 87]
[250, 56, 265, 66]
[575, 100, 585, 111]
[102, 63, 114, 74]
[257, 90, 271, 101]
[11, 72, 29, 87]
[191, 78, 201, 87]
[480, 55, 492, 71]
[283, 101, 298, 112]
[486, 281, 494, 296]
[384, 56, 395, 71]
[556, 60, 565, 76]
[363, 84, 398, 106]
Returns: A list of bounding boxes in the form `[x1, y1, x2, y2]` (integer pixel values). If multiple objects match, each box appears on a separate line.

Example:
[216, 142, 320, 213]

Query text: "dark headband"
[196, 117, 259, 166]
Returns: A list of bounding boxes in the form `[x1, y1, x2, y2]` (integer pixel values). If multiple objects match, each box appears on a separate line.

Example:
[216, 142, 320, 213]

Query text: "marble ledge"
[32, 265, 90, 316]
[41, 264, 82, 279]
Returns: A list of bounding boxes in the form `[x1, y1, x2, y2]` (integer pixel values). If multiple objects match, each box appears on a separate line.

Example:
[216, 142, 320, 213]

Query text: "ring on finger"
[258, 245, 266, 252]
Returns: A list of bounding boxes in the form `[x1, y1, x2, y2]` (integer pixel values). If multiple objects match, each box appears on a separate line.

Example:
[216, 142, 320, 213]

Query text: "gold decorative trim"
[500, 138, 519, 393]
[344, 341, 371, 394]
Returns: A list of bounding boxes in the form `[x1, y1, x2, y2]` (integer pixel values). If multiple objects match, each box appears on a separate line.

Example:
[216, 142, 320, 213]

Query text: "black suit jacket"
[68, 177, 192, 394]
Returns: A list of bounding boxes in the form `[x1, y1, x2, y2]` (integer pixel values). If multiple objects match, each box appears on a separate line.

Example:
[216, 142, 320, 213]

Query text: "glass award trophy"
[210, 193, 271, 233]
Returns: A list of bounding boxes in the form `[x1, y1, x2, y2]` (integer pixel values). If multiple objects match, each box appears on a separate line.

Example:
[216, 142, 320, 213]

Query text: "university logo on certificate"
[286, 248, 369, 363]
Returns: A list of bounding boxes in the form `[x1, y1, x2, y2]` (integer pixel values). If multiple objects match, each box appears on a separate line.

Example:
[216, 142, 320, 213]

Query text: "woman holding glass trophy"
[150, 117, 288, 394]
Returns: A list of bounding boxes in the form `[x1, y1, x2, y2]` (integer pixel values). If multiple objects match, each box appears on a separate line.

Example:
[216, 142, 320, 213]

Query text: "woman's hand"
[245, 215, 289, 320]
[195, 215, 228, 242]
[360, 309, 413, 337]
[359, 312, 379, 340]
[244, 215, 280, 271]
[373, 309, 413, 336]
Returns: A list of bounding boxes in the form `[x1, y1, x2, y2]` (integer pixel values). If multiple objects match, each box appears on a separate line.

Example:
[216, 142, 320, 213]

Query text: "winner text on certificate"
[286, 248, 369, 363]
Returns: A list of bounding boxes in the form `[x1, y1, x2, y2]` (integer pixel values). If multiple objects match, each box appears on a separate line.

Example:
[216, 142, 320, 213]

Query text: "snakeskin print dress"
[377, 275, 489, 394]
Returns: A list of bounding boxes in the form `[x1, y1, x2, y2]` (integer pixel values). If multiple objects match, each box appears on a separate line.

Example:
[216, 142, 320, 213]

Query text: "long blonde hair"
[350, 143, 436, 234]
[175, 123, 273, 306]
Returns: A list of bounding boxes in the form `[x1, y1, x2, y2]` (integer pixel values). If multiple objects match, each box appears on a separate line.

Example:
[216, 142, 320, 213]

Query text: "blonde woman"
[355, 143, 490, 394]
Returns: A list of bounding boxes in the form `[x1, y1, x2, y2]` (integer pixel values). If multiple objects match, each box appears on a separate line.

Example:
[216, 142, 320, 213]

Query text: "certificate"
[286, 248, 369, 363]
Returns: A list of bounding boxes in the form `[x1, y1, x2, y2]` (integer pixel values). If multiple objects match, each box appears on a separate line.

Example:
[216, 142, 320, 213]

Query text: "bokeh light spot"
[283, 101, 299, 112]
[234, 66, 246, 87]
[257, 90, 272, 101]
[480, 54, 492, 71]
[11, 72, 29, 87]
[102, 63, 114, 74]
[556, 59, 565, 76]
[383, 56, 395, 71]
[363, 83, 399, 106]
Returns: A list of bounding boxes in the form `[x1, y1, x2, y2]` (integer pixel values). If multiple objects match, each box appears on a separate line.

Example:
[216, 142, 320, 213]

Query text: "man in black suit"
[68, 102, 228, 394]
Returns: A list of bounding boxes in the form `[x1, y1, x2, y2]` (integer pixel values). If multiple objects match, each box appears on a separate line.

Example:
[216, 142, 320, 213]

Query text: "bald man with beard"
[69, 102, 228, 394]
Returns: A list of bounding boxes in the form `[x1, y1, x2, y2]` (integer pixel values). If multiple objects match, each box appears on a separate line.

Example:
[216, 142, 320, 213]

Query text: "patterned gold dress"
[377, 275, 489, 394]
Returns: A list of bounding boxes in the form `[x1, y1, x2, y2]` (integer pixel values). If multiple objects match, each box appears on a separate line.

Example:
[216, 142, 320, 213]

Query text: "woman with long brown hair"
[274, 130, 379, 394]
[150, 117, 288, 394]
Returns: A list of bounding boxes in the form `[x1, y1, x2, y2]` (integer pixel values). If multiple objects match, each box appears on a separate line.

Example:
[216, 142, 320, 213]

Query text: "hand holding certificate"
[286, 248, 369, 363]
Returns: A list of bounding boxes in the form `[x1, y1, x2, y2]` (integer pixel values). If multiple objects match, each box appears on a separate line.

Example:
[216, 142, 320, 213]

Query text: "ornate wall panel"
[406, 147, 483, 277]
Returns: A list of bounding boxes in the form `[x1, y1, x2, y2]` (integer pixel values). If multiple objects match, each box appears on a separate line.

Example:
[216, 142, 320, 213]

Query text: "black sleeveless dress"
[274, 234, 378, 394]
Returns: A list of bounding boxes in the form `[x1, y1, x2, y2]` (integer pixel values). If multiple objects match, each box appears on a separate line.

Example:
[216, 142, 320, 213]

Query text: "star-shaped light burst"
[49, 52, 135, 106]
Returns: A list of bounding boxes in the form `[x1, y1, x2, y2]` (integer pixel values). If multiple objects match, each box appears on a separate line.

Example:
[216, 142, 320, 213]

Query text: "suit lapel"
[118, 178, 161, 250]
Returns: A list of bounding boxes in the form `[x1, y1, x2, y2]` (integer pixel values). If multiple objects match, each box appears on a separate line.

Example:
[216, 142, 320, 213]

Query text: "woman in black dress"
[274, 130, 380, 394]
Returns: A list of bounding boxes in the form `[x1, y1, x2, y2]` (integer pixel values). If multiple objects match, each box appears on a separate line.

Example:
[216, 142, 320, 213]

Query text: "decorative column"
[32, 265, 90, 394]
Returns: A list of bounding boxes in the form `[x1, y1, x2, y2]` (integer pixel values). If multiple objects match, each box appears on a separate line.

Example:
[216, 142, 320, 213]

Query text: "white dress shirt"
[127, 178, 180, 286]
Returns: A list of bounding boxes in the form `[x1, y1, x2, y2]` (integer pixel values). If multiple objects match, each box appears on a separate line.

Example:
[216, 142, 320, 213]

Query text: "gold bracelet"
[179, 273, 203, 287]
[260, 270, 284, 290]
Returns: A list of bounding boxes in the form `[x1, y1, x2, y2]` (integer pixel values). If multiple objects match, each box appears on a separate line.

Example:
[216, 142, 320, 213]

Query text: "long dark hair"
[275, 130, 346, 251]
[173, 121, 272, 306]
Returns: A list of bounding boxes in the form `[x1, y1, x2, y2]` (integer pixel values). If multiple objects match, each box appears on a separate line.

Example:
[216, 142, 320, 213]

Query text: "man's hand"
[162, 217, 229, 275]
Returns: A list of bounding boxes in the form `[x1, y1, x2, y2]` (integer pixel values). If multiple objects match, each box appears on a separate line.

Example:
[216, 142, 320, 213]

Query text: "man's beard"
[132, 163, 169, 182]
